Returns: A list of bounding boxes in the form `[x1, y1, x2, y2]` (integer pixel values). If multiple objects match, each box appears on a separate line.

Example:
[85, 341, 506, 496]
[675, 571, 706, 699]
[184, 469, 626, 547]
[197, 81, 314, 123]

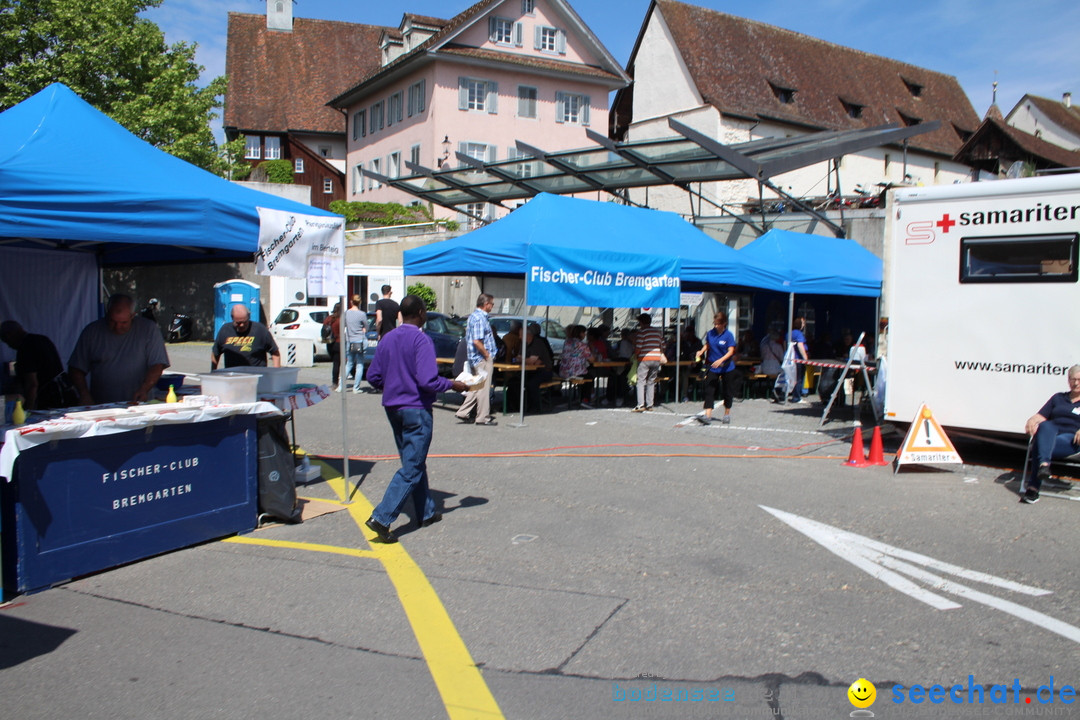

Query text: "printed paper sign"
[526, 245, 680, 308]
[255, 207, 345, 296]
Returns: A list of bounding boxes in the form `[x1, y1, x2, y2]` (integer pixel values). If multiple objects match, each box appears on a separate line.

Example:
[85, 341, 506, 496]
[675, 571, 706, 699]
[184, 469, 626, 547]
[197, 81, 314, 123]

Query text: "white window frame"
[369, 157, 381, 190]
[353, 164, 363, 194]
[388, 151, 401, 179]
[264, 136, 281, 160]
[506, 147, 534, 178]
[522, 0, 535, 14]
[460, 201, 490, 228]
[555, 91, 591, 126]
[517, 85, 538, 119]
[323, 178, 334, 194]
[244, 135, 261, 160]
[294, 158, 304, 174]
[410, 144, 421, 168]
[536, 25, 565, 55]
[459, 77, 498, 114]
[459, 141, 496, 170]
[490, 16, 514, 45]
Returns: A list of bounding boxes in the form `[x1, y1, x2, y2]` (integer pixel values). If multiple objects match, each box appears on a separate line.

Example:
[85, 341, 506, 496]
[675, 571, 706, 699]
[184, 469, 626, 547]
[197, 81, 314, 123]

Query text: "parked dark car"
[360, 312, 465, 375]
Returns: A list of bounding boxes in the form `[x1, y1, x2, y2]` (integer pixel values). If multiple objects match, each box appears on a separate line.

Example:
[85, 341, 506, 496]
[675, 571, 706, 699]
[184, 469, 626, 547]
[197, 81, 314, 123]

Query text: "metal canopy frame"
[364, 120, 940, 236]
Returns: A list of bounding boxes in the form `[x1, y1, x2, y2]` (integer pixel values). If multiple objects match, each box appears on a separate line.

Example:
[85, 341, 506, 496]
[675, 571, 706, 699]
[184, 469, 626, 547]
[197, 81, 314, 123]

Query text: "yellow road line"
[320, 466, 504, 720]
[232, 457, 503, 719]
[223, 535, 379, 559]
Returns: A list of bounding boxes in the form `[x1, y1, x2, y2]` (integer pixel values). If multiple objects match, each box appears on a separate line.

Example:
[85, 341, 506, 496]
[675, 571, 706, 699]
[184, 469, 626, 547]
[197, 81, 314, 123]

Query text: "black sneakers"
[1021, 488, 1040, 504]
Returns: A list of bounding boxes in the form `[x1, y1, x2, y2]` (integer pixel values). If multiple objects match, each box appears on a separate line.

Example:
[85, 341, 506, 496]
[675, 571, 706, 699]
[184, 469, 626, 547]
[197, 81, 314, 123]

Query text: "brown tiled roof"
[331, 0, 504, 105]
[438, 46, 626, 84]
[225, 13, 389, 134]
[1011, 95, 1080, 143]
[652, 0, 980, 157]
[956, 116, 1080, 169]
[402, 13, 449, 29]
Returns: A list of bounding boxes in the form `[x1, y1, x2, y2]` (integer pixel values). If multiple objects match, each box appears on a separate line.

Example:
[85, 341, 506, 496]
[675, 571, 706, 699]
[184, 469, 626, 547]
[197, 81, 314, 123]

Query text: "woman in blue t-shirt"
[695, 311, 736, 425]
[789, 317, 809, 402]
[1021, 364, 1080, 503]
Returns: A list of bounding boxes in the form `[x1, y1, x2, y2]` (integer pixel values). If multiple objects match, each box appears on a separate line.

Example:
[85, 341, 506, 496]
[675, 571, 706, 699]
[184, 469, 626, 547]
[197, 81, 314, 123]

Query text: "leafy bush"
[261, 159, 295, 184]
[407, 282, 437, 312]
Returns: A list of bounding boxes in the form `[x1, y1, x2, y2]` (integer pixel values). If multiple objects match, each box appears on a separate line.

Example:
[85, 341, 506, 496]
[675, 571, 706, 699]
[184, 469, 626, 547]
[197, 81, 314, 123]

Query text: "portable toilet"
[214, 280, 261, 340]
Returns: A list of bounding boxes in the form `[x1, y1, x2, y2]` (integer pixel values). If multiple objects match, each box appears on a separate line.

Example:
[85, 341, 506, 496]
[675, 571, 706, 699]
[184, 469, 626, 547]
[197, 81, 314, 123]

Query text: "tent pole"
[675, 305, 682, 403]
[340, 289, 350, 502]
[515, 286, 528, 428]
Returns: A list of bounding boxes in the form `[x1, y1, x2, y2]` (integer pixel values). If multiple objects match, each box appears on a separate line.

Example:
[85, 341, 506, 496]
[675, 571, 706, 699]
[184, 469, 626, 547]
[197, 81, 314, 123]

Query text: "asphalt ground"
[2, 342, 1078, 719]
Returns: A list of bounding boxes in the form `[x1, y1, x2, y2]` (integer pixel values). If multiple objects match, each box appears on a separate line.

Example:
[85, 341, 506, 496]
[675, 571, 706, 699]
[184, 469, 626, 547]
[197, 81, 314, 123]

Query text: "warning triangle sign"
[897, 404, 962, 467]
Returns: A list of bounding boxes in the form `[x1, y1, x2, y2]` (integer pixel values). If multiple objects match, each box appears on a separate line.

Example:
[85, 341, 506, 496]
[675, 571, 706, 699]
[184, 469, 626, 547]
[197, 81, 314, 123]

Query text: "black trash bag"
[256, 416, 301, 524]
[816, 367, 844, 406]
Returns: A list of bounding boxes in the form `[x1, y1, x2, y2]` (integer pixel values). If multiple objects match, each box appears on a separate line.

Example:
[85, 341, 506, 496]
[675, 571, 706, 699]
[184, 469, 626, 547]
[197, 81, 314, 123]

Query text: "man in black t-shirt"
[374, 285, 401, 339]
[211, 304, 280, 368]
[0, 320, 73, 410]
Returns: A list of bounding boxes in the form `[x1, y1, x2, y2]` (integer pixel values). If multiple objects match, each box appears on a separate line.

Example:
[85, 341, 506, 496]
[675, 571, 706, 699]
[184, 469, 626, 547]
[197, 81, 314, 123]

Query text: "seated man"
[523, 322, 554, 413]
[69, 294, 170, 404]
[1022, 363, 1080, 504]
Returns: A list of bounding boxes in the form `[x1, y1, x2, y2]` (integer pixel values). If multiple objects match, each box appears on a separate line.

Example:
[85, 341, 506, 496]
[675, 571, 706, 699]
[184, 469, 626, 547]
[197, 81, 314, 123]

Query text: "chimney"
[267, 0, 292, 32]
[1064, 92, 1072, 108]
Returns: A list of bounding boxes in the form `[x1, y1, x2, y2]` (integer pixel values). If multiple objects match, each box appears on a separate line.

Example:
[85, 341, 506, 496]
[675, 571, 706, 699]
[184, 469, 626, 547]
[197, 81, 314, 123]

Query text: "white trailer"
[883, 174, 1080, 436]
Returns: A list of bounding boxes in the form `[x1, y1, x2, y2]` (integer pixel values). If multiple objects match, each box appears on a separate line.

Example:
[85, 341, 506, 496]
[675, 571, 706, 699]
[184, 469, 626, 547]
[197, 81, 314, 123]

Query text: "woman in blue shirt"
[695, 311, 736, 425]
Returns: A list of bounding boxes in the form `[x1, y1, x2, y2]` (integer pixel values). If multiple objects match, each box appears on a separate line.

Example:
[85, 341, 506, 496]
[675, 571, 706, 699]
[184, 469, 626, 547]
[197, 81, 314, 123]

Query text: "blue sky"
[146, 0, 1080, 137]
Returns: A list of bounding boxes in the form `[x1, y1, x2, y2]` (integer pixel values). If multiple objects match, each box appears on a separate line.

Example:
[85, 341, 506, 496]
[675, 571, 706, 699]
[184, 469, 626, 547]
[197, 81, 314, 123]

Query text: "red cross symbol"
[936, 213, 957, 233]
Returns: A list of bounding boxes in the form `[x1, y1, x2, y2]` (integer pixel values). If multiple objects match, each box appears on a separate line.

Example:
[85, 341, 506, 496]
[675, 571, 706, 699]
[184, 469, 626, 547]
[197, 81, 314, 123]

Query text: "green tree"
[0, 0, 227, 173]
[407, 282, 437, 312]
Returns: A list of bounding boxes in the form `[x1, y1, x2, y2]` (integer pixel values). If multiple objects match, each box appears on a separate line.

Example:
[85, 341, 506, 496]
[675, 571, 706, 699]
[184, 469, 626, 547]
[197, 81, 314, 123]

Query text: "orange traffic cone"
[867, 426, 889, 466]
[845, 425, 869, 467]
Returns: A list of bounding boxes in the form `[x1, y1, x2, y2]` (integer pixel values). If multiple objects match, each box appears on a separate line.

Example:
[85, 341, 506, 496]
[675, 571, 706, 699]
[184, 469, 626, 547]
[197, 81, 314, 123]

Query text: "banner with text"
[255, 207, 345, 297]
[526, 245, 681, 308]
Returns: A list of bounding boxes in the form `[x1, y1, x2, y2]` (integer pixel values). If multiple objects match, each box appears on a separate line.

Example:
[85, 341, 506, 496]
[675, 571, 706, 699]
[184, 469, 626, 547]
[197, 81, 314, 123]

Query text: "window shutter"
[407, 87, 414, 117]
[418, 80, 426, 113]
[488, 16, 496, 40]
[458, 77, 468, 110]
[514, 22, 523, 47]
[582, 96, 591, 126]
[487, 81, 498, 114]
[555, 92, 565, 124]
[458, 142, 467, 168]
[557, 29, 567, 55]
[487, 145, 497, 163]
[369, 109, 376, 134]
[534, 26, 542, 50]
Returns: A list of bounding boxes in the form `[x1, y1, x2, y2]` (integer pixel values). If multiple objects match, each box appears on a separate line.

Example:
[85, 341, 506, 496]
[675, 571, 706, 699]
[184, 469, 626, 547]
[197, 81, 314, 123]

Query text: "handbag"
[349, 342, 364, 353]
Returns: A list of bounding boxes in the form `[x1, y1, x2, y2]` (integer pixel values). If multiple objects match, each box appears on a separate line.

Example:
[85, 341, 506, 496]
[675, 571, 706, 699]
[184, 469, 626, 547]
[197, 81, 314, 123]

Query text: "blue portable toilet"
[214, 280, 261, 340]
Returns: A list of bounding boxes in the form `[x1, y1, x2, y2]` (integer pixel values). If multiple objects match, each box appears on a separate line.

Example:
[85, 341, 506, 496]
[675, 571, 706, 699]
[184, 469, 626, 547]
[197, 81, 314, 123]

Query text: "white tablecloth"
[1, 401, 282, 481]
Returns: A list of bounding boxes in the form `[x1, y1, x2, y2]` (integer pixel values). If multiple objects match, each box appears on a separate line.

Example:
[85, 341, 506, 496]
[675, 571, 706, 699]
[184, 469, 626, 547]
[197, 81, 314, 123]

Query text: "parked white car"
[270, 305, 330, 359]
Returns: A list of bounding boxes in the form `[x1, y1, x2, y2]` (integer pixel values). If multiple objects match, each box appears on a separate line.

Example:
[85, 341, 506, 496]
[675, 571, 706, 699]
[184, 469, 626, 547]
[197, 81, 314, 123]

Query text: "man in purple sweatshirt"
[364, 295, 468, 543]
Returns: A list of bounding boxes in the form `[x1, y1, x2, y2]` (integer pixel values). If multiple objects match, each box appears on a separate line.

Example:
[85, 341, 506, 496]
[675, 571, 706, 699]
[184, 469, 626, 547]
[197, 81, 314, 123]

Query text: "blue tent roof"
[404, 193, 783, 290]
[737, 229, 882, 297]
[0, 83, 339, 265]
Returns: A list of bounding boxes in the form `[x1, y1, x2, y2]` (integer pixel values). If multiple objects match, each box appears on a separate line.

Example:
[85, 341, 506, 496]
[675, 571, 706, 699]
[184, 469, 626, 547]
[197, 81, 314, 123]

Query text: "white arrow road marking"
[761, 505, 1080, 645]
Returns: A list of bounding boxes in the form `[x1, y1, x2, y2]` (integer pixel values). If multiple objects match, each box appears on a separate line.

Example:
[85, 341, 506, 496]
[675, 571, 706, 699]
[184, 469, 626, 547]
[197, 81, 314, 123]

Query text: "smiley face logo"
[848, 678, 876, 708]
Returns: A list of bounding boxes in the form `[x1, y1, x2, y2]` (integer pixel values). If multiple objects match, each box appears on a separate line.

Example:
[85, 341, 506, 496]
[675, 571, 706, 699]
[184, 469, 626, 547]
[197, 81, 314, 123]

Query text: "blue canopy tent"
[738, 229, 883, 396]
[0, 83, 339, 266]
[404, 193, 783, 291]
[737, 229, 882, 297]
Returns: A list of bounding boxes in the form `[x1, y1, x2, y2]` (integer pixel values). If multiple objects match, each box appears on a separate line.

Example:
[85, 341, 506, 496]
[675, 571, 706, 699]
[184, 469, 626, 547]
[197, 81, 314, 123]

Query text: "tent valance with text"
[527, 245, 680, 308]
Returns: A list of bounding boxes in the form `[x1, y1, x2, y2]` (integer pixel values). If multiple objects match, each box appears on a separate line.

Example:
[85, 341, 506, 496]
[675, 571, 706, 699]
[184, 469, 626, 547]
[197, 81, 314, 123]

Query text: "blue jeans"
[345, 344, 364, 391]
[1030, 421, 1080, 489]
[372, 406, 436, 526]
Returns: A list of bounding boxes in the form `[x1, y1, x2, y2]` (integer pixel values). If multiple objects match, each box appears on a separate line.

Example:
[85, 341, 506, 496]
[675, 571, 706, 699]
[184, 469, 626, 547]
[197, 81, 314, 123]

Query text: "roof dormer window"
[898, 110, 921, 127]
[769, 82, 796, 105]
[840, 99, 864, 119]
[902, 77, 924, 98]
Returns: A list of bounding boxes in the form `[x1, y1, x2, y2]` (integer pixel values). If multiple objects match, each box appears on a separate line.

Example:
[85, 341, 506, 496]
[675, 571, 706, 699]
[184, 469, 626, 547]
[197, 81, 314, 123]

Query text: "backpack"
[321, 321, 334, 343]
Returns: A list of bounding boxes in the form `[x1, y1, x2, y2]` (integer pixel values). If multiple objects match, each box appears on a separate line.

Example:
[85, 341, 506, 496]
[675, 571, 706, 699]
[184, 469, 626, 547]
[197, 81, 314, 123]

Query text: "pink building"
[329, 0, 629, 225]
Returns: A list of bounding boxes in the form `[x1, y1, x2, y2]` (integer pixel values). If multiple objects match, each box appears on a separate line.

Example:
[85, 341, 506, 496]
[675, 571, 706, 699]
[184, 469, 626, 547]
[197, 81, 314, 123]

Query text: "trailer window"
[959, 233, 1078, 284]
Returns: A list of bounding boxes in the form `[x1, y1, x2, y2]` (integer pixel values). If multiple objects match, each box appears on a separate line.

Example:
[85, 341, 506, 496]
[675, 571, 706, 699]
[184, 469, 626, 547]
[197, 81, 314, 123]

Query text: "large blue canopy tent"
[0, 83, 341, 360]
[404, 192, 784, 291]
[738, 228, 883, 360]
